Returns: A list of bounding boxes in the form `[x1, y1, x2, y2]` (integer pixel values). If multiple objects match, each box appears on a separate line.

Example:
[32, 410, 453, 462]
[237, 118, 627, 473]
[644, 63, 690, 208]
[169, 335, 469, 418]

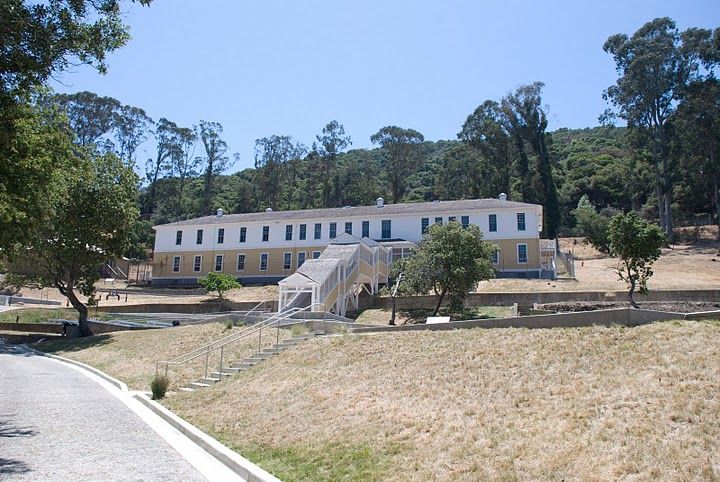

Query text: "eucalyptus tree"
[166, 125, 198, 218]
[602, 17, 719, 237]
[53, 91, 120, 146]
[314, 120, 352, 207]
[254, 135, 307, 210]
[195, 120, 231, 215]
[143, 118, 177, 215]
[114, 104, 153, 168]
[370, 126, 425, 203]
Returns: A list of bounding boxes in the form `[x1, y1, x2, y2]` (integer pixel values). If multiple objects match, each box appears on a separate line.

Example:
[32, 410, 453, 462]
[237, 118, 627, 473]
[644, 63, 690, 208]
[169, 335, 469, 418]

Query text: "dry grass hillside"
[164, 321, 720, 481]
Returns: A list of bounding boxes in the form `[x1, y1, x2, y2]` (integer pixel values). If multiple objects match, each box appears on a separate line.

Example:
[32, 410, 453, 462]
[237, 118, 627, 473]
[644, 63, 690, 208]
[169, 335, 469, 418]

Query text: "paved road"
[0, 342, 205, 481]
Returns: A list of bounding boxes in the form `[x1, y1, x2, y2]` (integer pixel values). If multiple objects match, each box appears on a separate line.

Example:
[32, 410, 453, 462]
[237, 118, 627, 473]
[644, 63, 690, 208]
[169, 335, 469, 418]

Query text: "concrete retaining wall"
[0, 295, 61, 307]
[0, 320, 156, 336]
[371, 289, 720, 309]
[92, 300, 278, 315]
[350, 308, 689, 333]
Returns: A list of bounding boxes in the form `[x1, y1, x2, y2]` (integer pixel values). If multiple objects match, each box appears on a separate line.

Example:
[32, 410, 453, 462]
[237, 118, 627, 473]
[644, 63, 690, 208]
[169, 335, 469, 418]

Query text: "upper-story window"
[239, 227, 247, 243]
[285, 224, 293, 241]
[299, 224, 307, 240]
[175, 230, 183, 245]
[344, 222, 352, 235]
[313, 251, 321, 259]
[329, 222, 337, 239]
[314, 223, 322, 240]
[262, 225, 269, 242]
[461, 216, 470, 229]
[381, 220, 391, 239]
[421, 218, 429, 234]
[517, 213, 526, 231]
[489, 214, 498, 232]
[448, 216, 456, 222]
[196, 229, 203, 245]
[362, 221, 369, 238]
[434, 217, 443, 225]
[217, 228, 224, 244]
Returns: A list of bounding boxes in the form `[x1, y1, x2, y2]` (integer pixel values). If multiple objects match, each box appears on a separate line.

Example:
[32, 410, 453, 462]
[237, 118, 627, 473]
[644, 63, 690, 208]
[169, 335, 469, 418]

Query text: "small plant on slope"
[198, 272, 241, 300]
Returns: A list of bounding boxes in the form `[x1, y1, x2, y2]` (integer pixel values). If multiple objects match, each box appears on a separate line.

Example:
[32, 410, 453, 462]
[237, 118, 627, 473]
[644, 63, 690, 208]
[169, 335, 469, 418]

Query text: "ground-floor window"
[260, 253, 268, 271]
[517, 244, 528, 264]
[237, 254, 245, 271]
[283, 252, 292, 270]
[215, 255, 223, 271]
[172, 256, 181, 272]
[313, 251, 321, 259]
[491, 248, 500, 264]
[193, 255, 202, 272]
[297, 251, 306, 268]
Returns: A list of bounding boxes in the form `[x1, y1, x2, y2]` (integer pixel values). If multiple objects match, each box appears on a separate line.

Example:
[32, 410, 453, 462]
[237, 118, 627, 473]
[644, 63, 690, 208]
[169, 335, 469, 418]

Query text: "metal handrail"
[155, 303, 323, 379]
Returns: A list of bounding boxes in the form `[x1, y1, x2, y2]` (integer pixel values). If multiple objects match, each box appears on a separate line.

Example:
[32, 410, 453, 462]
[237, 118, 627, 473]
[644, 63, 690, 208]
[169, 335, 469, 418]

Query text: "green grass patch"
[225, 441, 388, 482]
[0, 308, 77, 324]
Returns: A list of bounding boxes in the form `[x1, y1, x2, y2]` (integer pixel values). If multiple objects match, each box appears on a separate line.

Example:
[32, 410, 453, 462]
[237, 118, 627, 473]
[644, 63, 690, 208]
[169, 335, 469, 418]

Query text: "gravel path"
[0, 342, 205, 481]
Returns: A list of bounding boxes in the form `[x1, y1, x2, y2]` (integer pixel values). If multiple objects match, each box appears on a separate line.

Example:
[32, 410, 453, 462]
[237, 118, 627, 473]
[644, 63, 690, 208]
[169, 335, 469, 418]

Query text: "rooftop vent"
[498, 193, 507, 201]
[265, 207, 273, 212]
[376, 197, 384, 208]
[216, 208, 224, 218]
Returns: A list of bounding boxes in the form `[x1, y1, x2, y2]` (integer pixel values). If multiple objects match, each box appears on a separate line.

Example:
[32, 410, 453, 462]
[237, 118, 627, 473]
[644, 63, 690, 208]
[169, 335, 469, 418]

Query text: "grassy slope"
[163, 321, 720, 481]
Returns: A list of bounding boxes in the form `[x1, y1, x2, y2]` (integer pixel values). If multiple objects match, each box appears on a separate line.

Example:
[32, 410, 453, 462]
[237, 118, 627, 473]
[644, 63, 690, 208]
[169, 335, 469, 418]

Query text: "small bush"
[290, 324, 308, 336]
[151, 374, 169, 400]
[225, 319, 234, 330]
[198, 272, 241, 299]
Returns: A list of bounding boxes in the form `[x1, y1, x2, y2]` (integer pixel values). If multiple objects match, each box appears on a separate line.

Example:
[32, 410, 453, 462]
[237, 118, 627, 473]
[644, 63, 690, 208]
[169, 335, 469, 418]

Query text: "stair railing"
[155, 302, 323, 381]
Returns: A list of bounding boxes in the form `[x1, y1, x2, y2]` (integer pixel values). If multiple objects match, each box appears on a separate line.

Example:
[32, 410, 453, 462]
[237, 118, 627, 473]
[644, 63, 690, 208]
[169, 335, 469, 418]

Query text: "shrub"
[151, 374, 169, 400]
[198, 272, 241, 299]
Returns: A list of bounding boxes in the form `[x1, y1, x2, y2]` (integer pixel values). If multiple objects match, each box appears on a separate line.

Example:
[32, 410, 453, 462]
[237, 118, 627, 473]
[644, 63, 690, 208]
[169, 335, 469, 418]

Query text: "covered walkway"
[277, 234, 391, 316]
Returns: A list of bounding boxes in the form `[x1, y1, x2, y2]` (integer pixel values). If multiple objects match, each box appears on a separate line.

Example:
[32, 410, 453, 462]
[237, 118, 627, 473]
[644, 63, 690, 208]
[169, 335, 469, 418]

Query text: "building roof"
[154, 198, 541, 229]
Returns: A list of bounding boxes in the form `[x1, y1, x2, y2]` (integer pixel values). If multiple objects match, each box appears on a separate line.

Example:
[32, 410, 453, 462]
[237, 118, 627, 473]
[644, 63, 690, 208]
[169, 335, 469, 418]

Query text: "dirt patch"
[537, 301, 720, 313]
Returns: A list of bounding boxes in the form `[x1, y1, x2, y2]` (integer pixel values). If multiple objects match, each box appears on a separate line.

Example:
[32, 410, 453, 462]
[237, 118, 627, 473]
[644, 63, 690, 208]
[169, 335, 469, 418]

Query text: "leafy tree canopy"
[198, 272, 241, 300]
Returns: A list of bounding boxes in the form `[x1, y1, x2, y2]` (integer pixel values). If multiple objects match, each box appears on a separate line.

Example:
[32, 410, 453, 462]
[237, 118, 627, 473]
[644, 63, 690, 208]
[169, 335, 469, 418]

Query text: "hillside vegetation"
[164, 321, 720, 481]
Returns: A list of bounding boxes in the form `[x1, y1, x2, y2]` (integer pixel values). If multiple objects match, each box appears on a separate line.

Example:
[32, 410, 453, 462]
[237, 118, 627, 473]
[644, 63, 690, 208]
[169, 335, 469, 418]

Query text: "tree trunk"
[433, 289, 446, 316]
[389, 295, 396, 325]
[663, 192, 673, 241]
[714, 177, 720, 240]
[65, 286, 92, 337]
[628, 279, 639, 309]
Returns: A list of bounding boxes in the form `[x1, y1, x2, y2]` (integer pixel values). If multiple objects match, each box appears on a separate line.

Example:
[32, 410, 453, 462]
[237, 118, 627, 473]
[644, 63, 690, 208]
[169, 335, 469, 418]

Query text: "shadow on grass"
[34, 334, 114, 354]
[0, 458, 31, 476]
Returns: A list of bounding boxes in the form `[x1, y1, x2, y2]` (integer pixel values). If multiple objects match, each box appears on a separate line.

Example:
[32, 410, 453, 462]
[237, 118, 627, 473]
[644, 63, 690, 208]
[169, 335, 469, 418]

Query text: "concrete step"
[187, 382, 212, 389]
[209, 371, 234, 379]
[254, 352, 278, 360]
[178, 387, 194, 393]
[231, 360, 259, 369]
[198, 377, 220, 384]
[219, 367, 243, 374]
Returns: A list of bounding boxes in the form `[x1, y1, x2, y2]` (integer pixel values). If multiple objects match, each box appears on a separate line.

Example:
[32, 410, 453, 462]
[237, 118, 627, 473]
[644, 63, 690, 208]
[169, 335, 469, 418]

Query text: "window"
[314, 223, 322, 239]
[262, 225, 269, 242]
[297, 252, 306, 268]
[239, 227, 247, 243]
[175, 230, 183, 245]
[329, 222, 337, 239]
[362, 220, 369, 238]
[381, 220, 391, 239]
[217, 228, 224, 244]
[196, 229, 203, 245]
[448, 216, 456, 222]
[421, 217, 429, 234]
[215, 255, 223, 272]
[313, 251, 321, 259]
[283, 252, 292, 270]
[517, 213, 526, 231]
[461, 216, 470, 229]
[489, 214, 497, 232]
[260, 253, 268, 271]
[172, 256, 181, 272]
[490, 249, 500, 264]
[345, 221, 352, 235]
[237, 254, 245, 271]
[285, 224, 293, 241]
[517, 244, 528, 264]
[435, 217, 443, 225]
[299, 224, 307, 240]
[193, 255, 202, 272]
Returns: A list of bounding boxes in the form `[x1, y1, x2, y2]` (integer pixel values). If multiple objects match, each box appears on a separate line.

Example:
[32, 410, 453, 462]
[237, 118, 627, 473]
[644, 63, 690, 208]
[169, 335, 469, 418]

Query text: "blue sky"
[51, 0, 720, 174]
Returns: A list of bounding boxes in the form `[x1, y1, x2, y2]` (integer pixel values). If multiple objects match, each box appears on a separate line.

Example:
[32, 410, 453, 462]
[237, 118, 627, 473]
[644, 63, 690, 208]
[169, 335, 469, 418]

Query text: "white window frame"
[517, 213, 526, 231]
[217, 228, 225, 244]
[239, 226, 247, 243]
[297, 251, 306, 268]
[283, 252, 292, 270]
[196, 229, 203, 245]
[237, 253, 245, 271]
[260, 253, 269, 271]
[193, 255, 202, 272]
[517, 244, 528, 264]
[489, 214, 497, 232]
[175, 230, 183, 245]
[490, 248, 500, 265]
[214, 254, 224, 272]
[172, 256, 181, 272]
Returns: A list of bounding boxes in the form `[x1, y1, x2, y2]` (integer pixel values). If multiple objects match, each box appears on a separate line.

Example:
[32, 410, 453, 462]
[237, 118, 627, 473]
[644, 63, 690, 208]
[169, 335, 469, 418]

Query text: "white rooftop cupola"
[376, 197, 384, 208]
[265, 207, 273, 212]
[216, 208, 224, 218]
[498, 193, 507, 201]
